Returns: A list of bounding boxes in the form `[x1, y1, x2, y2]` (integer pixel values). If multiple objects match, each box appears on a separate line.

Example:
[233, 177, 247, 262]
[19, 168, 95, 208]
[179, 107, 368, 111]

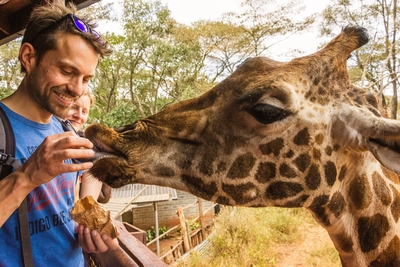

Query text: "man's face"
[26, 33, 99, 118]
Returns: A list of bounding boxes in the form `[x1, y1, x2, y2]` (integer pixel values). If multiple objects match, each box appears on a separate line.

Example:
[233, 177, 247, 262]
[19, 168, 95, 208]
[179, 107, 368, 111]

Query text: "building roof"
[104, 184, 178, 219]
[112, 184, 178, 200]
[0, 0, 100, 46]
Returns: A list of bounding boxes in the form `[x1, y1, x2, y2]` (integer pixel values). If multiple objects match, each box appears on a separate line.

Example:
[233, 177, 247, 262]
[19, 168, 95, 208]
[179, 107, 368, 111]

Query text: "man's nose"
[74, 109, 83, 119]
[69, 77, 86, 97]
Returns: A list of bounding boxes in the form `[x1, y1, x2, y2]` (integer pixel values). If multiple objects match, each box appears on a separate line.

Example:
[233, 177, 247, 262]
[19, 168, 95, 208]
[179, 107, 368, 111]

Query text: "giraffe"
[84, 26, 400, 267]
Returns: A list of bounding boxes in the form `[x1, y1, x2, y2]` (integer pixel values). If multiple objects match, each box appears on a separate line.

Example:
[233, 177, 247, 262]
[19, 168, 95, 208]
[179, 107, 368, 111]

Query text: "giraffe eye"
[244, 103, 291, 124]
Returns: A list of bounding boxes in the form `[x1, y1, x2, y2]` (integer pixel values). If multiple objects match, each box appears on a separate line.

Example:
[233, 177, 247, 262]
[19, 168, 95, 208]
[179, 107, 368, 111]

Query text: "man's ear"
[19, 43, 36, 73]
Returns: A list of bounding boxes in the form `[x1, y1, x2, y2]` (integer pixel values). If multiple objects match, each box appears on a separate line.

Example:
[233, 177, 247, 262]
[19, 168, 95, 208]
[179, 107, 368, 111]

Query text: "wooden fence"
[144, 197, 218, 265]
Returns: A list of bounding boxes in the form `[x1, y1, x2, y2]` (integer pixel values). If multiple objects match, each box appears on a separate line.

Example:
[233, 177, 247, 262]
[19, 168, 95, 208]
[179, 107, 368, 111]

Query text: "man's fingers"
[90, 230, 108, 253]
[101, 234, 119, 251]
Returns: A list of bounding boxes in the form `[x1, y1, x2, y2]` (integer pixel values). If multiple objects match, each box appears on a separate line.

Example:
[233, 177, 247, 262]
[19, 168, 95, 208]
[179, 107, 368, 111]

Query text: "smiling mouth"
[54, 90, 78, 106]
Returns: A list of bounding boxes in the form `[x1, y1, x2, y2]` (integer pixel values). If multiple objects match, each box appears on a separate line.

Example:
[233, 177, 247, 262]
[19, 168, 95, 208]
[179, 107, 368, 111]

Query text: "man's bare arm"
[0, 171, 33, 227]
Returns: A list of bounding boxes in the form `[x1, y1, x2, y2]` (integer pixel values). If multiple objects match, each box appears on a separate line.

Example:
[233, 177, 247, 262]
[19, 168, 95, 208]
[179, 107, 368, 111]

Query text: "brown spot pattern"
[227, 153, 256, 179]
[255, 162, 276, 183]
[358, 214, 389, 253]
[154, 165, 175, 177]
[265, 181, 303, 200]
[222, 183, 258, 205]
[325, 146, 333, 156]
[197, 146, 218, 176]
[181, 174, 218, 200]
[338, 165, 347, 181]
[324, 161, 337, 186]
[315, 133, 324, 145]
[312, 148, 321, 160]
[390, 185, 400, 223]
[216, 161, 227, 174]
[285, 150, 295, 158]
[336, 234, 353, 253]
[284, 194, 309, 207]
[349, 174, 372, 210]
[372, 172, 392, 206]
[279, 163, 297, 178]
[215, 196, 231, 205]
[369, 236, 400, 267]
[305, 164, 321, 190]
[327, 192, 346, 218]
[308, 195, 330, 226]
[293, 154, 311, 173]
[259, 138, 284, 156]
[293, 128, 310, 146]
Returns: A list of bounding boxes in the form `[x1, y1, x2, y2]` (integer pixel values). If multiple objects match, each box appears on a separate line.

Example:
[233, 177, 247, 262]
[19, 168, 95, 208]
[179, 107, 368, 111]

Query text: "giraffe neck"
[307, 158, 400, 267]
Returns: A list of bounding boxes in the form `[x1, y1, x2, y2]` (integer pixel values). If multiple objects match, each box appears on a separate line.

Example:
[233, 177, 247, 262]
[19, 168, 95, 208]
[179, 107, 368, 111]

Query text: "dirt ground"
[147, 221, 339, 267]
[274, 222, 338, 267]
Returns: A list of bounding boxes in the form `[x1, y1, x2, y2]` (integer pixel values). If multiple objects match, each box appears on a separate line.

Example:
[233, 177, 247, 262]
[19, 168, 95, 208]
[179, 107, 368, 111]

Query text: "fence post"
[197, 197, 206, 240]
[177, 207, 190, 252]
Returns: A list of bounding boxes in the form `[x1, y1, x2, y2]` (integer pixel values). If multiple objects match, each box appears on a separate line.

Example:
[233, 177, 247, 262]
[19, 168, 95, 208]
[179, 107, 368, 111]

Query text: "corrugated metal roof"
[112, 184, 178, 200]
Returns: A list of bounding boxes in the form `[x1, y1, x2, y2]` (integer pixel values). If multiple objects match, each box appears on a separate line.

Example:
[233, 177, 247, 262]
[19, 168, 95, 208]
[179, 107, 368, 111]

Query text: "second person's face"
[65, 94, 91, 131]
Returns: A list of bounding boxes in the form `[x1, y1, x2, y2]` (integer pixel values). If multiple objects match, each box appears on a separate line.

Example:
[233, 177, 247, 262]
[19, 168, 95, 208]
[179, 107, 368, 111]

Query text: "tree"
[224, 0, 316, 56]
[0, 39, 21, 98]
[91, 0, 212, 127]
[181, 0, 316, 81]
[319, 0, 399, 118]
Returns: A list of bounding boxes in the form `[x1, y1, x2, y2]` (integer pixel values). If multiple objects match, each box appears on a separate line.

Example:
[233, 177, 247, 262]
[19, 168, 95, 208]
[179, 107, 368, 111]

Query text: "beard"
[26, 67, 77, 119]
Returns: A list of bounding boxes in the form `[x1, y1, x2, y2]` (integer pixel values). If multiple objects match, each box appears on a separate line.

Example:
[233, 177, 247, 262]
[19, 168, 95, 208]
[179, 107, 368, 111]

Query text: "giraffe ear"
[332, 108, 400, 174]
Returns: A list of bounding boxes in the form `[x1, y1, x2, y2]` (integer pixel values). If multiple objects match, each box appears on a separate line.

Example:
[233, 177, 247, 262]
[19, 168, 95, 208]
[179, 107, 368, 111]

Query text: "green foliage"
[91, 101, 140, 128]
[0, 88, 14, 99]
[188, 219, 200, 231]
[1, 0, 355, 125]
[177, 219, 201, 235]
[0, 39, 21, 96]
[146, 225, 169, 242]
[85, 0, 317, 124]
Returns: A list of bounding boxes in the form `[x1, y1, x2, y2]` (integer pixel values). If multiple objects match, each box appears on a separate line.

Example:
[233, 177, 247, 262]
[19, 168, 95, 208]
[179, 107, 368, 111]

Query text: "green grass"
[174, 206, 341, 267]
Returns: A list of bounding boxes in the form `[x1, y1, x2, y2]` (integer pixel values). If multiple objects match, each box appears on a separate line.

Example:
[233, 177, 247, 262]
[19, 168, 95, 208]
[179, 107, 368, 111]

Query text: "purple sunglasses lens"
[72, 17, 89, 33]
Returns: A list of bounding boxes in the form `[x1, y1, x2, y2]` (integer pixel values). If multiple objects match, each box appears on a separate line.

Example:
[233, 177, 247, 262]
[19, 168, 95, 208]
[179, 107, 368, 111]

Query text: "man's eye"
[244, 103, 291, 124]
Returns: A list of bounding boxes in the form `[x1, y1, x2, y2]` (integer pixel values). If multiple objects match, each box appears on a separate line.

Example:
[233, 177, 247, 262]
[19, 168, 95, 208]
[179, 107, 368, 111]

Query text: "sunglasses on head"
[28, 14, 101, 45]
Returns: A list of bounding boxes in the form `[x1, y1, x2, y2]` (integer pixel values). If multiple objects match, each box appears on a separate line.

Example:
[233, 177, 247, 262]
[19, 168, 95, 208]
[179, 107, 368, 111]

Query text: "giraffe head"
[85, 26, 400, 204]
[85, 27, 400, 265]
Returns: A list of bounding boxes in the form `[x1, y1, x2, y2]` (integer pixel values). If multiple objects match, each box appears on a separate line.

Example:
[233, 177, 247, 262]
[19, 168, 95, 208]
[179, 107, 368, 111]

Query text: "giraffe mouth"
[74, 144, 122, 163]
[369, 138, 400, 153]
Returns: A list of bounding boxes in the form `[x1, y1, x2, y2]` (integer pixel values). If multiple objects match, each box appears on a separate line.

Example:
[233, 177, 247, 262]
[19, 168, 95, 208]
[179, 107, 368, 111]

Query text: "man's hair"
[20, 2, 112, 73]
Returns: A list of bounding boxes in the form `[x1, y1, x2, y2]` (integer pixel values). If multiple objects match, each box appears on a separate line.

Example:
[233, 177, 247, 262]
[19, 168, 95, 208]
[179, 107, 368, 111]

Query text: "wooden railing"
[146, 197, 218, 265]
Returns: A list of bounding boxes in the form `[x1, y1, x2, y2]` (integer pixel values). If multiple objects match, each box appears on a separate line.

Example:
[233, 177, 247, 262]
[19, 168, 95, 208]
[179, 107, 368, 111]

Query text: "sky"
[159, 0, 333, 58]
[98, 0, 333, 59]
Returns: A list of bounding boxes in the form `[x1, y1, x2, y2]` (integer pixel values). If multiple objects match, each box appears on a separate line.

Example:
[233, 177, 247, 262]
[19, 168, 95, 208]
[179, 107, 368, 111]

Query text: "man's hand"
[0, 131, 94, 227]
[77, 225, 119, 253]
[19, 131, 94, 188]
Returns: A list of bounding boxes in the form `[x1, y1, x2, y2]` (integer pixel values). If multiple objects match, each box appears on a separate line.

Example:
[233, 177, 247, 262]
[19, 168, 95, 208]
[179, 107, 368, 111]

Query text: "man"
[0, 2, 118, 266]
